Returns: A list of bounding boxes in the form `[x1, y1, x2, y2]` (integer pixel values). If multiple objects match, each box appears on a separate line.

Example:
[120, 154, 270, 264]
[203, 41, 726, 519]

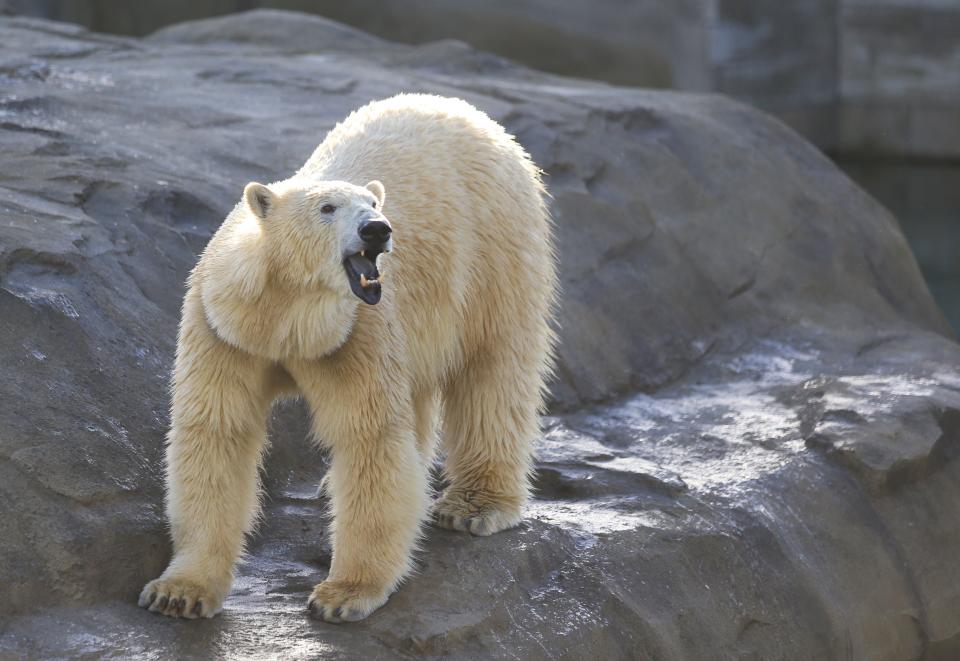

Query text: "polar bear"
[138, 94, 557, 623]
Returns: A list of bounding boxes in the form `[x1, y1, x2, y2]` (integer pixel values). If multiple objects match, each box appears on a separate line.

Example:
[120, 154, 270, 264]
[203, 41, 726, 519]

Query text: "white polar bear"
[139, 94, 558, 622]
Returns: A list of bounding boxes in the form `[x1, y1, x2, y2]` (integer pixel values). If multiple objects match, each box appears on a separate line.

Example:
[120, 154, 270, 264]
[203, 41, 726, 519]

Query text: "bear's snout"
[358, 219, 392, 247]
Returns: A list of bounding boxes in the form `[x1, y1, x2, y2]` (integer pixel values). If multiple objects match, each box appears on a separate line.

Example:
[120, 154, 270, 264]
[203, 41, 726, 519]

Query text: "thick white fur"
[139, 94, 557, 622]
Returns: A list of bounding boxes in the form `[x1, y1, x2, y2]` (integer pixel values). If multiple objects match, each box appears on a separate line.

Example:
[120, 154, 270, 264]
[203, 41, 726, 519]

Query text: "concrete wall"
[710, 0, 841, 151]
[840, 0, 960, 158]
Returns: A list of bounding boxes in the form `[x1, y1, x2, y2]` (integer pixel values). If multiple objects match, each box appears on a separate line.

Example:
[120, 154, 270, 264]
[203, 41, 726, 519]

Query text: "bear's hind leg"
[434, 353, 542, 536]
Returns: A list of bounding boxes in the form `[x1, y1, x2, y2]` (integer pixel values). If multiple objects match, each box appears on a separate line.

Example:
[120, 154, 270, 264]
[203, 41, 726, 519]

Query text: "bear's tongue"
[344, 253, 381, 305]
[346, 252, 378, 278]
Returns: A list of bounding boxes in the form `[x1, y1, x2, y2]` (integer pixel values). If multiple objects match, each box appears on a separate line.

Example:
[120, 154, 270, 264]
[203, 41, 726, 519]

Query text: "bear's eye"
[321, 204, 337, 214]
[371, 200, 378, 209]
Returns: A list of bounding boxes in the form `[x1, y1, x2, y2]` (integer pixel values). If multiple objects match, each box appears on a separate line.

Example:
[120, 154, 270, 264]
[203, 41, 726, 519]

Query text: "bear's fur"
[139, 94, 557, 622]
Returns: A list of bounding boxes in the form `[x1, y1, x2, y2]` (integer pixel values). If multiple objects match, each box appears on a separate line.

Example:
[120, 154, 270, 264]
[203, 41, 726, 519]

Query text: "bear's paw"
[307, 579, 390, 623]
[431, 489, 523, 536]
[138, 575, 226, 619]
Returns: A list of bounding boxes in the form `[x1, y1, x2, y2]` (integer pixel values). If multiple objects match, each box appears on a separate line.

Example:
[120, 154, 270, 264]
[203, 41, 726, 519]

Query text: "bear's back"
[301, 94, 554, 386]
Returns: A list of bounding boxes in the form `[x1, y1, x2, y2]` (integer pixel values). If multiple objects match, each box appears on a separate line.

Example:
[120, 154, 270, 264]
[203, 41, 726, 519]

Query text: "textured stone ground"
[1, 11, 959, 660]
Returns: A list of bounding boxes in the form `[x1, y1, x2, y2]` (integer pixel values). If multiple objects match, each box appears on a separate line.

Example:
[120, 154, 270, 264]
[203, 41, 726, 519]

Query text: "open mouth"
[343, 248, 385, 305]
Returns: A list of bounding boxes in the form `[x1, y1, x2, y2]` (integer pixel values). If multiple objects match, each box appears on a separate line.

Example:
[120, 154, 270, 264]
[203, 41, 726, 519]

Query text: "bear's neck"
[201, 277, 357, 361]
[196, 220, 357, 361]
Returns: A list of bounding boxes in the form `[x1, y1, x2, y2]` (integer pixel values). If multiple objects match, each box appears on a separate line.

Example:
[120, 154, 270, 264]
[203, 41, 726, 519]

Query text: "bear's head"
[198, 177, 393, 360]
[243, 178, 391, 305]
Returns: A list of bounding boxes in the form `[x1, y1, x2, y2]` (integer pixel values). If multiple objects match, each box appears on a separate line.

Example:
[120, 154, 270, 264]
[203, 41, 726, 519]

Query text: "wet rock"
[1, 10, 959, 660]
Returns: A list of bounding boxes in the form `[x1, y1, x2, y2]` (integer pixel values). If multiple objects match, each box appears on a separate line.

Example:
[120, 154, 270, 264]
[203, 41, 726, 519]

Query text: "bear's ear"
[244, 182, 276, 220]
[365, 180, 386, 209]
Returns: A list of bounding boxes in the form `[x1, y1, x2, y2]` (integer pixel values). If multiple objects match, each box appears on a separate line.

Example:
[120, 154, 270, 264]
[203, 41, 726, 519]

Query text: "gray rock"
[1, 10, 959, 660]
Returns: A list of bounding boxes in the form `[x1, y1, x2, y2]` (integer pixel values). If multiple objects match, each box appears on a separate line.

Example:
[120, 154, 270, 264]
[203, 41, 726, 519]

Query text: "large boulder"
[1, 10, 958, 660]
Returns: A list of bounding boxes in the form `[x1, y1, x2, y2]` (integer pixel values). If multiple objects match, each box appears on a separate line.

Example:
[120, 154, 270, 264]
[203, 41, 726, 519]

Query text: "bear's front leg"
[301, 373, 428, 623]
[139, 294, 274, 619]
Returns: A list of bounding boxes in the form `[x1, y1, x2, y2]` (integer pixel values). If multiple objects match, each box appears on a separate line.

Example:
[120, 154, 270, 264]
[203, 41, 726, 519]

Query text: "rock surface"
[1, 10, 959, 660]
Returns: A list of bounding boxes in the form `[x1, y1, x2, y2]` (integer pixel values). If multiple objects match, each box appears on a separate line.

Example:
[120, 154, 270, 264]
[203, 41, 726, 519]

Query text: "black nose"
[358, 220, 392, 244]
